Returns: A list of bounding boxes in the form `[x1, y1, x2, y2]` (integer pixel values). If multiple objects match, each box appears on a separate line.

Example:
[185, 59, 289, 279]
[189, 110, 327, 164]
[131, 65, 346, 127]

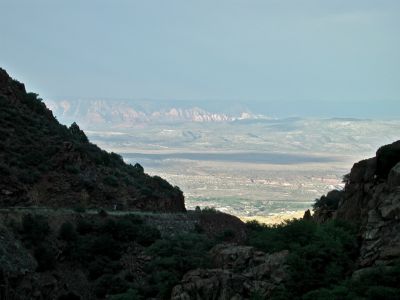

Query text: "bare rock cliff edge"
[313, 140, 400, 268]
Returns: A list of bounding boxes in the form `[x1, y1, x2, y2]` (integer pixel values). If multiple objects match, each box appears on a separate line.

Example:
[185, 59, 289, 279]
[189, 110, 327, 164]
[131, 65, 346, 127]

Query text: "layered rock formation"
[45, 99, 253, 129]
[0, 68, 185, 212]
[171, 244, 288, 300]
[313, 140, 400, 268]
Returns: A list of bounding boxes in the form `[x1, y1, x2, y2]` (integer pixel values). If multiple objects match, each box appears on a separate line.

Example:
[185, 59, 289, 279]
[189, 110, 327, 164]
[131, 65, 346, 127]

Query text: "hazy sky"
[1, 0, 399, 117]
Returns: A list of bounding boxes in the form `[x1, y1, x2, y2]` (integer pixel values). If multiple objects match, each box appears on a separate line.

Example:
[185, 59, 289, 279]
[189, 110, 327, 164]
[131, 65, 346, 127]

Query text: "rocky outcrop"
[313, 140, 400, 268]
[198, 212, 248, 244]
[171, 244, 288, 300]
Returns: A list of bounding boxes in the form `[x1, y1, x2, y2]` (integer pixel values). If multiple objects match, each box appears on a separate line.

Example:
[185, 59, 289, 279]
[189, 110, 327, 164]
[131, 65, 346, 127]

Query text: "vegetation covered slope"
[0, 68, 184, 211]
[0, 209, 244, 300]
[245, 219, 400, 300]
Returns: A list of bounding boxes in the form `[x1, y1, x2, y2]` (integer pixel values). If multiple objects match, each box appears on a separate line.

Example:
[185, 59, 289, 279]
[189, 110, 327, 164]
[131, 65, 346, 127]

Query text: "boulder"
[171, 244, 288, 300]
[313, 140, 400, 269]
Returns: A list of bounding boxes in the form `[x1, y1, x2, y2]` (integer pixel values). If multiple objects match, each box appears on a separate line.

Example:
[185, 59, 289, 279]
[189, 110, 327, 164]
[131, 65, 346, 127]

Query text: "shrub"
[88, 256, 121, 280]
[0, 163, 10, 176]
[302, 262, 400, 300]
[201, 206, 218, 213]
[65, 164, 80, 174]
[103, 175, 119, 187]
[22, 92, 47, 114]
[99, 218, 160, 246]
[91, 235, 121, 259]
[133, 163, 144, 173]
[94, 274, 128, 298]
[59, 222, 77, 241]
[110, 152, 124, 165]
[247, 219, 359, 299]
[145, 233, 213, 298]
[110, 289, 143, 300]
[216, 229, 236, 242]
[137, 225, 161, 246]
[76, 219, 93, 234]
[34, 243, 56, 271]
[18, 170, 41, 184]
[22, 150, 46, 167]
[246, 219, 318, 253]
[21, 214, 50, 245]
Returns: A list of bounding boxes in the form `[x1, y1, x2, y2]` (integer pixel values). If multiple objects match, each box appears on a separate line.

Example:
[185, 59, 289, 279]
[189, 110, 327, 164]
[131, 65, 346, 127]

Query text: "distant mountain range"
[45, 99, 262, 128]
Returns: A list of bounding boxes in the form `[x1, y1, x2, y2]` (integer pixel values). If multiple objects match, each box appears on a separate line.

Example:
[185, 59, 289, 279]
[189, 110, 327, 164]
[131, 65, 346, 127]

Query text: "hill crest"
[0, 68, 185, 212]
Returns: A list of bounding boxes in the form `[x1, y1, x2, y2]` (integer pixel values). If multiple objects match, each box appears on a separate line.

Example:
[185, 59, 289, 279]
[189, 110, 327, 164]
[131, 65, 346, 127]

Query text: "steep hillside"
[313, 140, 400, 268]
[0, 68, 185, 211]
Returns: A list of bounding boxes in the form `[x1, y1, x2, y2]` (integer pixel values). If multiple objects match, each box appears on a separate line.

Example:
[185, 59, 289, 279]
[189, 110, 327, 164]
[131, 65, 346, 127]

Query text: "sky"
[0, 0, 399, 117]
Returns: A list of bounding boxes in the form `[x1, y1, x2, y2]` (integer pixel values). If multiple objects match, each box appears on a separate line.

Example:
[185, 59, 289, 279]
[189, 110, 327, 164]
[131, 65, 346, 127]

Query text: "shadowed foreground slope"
[0, 68, 185, 212]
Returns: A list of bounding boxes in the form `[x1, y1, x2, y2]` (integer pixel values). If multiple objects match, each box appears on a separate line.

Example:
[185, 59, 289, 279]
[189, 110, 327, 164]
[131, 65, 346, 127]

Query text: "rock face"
[313, 140, 400, 268]
[171, 244, 288, 300]
[0, 68, 185, 212]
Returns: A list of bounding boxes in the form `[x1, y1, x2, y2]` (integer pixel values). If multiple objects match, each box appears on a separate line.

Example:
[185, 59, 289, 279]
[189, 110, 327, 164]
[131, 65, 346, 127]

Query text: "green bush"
[144, 233, 213, 298]
[70, 216, 160, 268]
[34, 243, 56, 272]
[94, 274, 128, 298]
[88, 256, 121, 280]
[22, 150, 45, 167]
[110, 289, 143, 300]
[201, 206, 219, 213]
[76, 218, 93, 234]
[0, 163, 10, 176]
[247, 219, 359, 299]
[103, 175, 119, 187]
[18, 170, 41, 184]
[59, 222, 77, 241]
[22, 93, 47, 114]
[133, 163, 144, 173]
[216, 229, 236, 242]
[302, 263, 400, 300]
[246, 219, 318, 253]
[91, 235, 121, 259]
[21, 214, 51, 245]
[99, 218, 160, 246]
[110, 152, 124, 165]
[65, 164, 80, 174]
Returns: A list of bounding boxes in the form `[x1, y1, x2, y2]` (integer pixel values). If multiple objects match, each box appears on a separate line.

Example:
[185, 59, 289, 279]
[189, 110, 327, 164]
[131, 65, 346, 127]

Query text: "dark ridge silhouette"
[0, 68, 185, 212]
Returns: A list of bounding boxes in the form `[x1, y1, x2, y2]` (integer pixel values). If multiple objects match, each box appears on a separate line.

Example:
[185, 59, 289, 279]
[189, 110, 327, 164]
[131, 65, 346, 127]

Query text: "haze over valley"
[47, 98, 400, 218]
